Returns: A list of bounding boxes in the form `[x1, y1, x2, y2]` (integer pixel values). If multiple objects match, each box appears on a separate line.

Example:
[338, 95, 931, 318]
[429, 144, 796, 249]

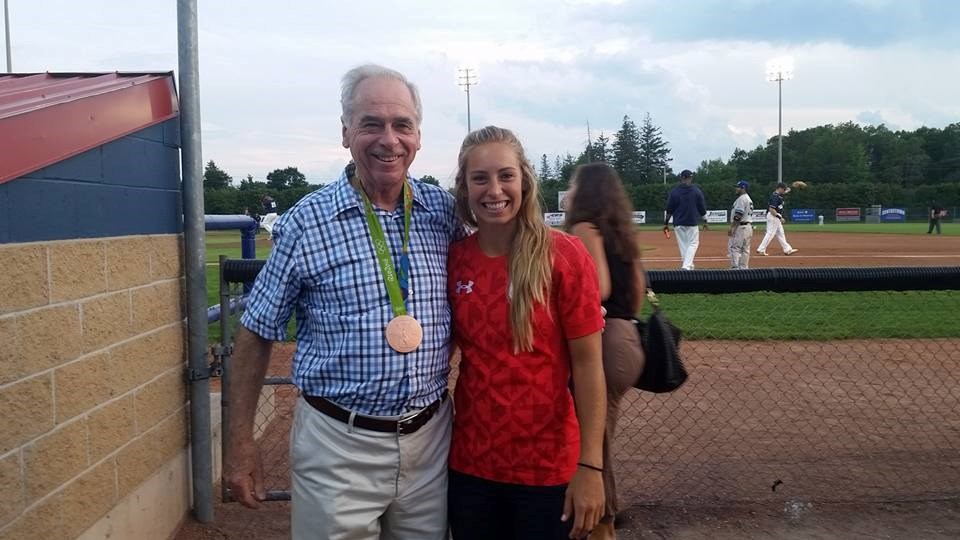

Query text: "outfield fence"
[210, 261, 960, 507]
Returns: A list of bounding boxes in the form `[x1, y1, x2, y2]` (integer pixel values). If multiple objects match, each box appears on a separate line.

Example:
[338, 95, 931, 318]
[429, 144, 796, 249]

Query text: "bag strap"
[646, 288, 662, 311]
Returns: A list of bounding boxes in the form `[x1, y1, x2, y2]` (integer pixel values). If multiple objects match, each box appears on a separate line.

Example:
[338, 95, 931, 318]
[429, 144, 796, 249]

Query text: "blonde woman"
[447, 126, 606, 539]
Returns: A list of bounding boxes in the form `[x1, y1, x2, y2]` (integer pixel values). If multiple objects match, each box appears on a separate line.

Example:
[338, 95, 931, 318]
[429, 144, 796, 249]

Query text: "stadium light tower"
[766, 56, 794, 184]
[456, 67, 478, 133]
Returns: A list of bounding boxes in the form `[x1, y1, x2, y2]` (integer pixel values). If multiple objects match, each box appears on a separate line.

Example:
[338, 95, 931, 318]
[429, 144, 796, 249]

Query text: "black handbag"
[634, 290, 688, 393]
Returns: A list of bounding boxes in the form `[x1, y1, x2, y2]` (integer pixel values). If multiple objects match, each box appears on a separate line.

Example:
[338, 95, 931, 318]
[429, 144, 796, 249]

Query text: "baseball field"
[182, 224, 960, 540]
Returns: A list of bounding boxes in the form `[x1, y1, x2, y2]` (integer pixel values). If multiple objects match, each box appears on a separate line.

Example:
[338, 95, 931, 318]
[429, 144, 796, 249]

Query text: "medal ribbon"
[357, 177, 412, 317]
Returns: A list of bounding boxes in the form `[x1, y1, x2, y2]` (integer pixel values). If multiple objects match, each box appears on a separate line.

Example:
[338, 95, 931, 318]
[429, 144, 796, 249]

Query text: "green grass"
[205, 231, 275, 342]
[204, 230, 959, 342]
[641, 290, 960, 340]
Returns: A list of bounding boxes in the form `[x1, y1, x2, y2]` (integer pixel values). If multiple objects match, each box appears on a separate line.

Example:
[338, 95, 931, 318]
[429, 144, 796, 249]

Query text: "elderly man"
[222, 64, 461, 540]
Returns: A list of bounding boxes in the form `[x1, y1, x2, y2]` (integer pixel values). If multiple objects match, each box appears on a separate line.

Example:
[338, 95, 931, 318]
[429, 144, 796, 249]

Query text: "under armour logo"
[455, 280, 474, 295]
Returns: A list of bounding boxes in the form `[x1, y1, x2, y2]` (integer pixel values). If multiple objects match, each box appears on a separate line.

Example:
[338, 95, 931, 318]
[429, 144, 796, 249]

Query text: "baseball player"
[928, 201, 945, 234]
[728, 180, 754, 269]
[664, 169, 708, 270]
[756, 182, 797, 256]
[259, 194, 279, 239]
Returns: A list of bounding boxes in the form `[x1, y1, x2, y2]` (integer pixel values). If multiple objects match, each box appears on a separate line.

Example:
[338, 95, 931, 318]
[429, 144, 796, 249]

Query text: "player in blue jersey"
[756, 182, 797, 256]
[663, 169, 708, 269]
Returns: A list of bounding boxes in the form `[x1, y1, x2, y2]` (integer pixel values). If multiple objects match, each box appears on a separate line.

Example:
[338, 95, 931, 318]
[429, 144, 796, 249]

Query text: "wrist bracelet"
[577, 462, 604, 473]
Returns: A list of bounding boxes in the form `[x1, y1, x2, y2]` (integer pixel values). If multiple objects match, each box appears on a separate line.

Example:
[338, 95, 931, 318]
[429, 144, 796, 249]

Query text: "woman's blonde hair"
[454, 126, 553, 352]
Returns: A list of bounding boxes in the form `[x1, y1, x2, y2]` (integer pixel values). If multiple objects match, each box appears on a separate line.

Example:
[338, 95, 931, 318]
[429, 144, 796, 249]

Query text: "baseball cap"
[736, 180, 749, 190]
[679, 169, 694, 179]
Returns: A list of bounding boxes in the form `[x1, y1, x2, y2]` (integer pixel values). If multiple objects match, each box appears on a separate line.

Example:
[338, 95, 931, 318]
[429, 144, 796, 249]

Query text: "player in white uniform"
[259, 194, 279, 239]
[728, 180, 754, 269]
[756, 182, 797, 256]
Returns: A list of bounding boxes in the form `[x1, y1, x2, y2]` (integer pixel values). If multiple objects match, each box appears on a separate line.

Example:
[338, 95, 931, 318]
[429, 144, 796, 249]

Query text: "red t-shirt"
[447, 229, 603, 486]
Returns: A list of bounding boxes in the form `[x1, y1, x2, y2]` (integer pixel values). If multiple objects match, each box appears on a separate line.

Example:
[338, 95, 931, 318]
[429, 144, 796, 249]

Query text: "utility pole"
[456, 67, 477, 133]
[586, 120, 593, 162]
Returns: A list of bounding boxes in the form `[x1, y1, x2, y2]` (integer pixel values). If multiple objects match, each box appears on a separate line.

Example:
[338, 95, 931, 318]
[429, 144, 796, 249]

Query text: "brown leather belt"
[303, 390, 447, 435]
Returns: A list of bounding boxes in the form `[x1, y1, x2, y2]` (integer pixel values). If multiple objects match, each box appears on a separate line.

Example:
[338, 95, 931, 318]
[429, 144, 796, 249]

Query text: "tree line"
[537, 119, 960, 213]
[202, 161, 443, 215]
[202, 161, 317, 215]
[203, 117, 960, 216]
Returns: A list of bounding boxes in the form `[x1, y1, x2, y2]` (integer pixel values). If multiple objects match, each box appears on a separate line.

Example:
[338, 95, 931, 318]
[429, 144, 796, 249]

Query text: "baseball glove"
[791, 180, 808, 190]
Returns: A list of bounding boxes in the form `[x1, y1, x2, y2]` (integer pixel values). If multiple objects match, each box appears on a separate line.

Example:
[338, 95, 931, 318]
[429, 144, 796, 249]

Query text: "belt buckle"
[398, 410, 422, 435]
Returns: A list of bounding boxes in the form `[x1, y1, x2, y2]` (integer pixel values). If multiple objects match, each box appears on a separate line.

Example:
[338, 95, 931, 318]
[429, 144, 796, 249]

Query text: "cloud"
[581, 0, 960, 48]
[7, 0, 958, 185]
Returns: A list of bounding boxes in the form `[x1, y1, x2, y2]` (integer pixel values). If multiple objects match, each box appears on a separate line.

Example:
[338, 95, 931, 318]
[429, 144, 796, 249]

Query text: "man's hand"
[223, 436, 266, 509]
[222, 326, 274, 509]
[778, 215, 785, 224]
[562, 467, 605, 539]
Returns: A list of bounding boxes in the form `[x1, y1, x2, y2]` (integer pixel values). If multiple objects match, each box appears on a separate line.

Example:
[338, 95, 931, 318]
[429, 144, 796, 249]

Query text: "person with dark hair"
[663, 169, 707, 270]
[223, 64, 461, 540]
[448, 126, 606, 540]
[928, 201, 945, 234]
[565, 162, 646, 540]
[756, 182, 798, 256]
[259, 194, 279, 238]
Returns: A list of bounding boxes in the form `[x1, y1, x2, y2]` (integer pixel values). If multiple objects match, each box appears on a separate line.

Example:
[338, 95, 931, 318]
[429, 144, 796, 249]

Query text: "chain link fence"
[214, 261, 960, 507]
[215, 267, 296, 502]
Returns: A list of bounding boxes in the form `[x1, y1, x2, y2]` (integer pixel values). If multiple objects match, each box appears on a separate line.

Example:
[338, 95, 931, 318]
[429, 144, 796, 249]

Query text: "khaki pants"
[291, 396, 452, 540]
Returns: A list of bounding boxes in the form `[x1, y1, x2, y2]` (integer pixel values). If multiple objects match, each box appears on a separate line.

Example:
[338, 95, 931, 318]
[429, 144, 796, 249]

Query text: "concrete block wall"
[0, 235, 187, 540]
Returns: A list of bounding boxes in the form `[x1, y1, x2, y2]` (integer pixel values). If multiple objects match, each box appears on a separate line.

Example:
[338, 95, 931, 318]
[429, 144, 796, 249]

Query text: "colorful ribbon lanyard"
[356, 177, 413, 317]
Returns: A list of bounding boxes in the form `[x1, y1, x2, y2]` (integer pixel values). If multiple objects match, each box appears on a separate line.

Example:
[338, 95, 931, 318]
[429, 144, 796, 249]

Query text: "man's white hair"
[340, 64, 422, 126]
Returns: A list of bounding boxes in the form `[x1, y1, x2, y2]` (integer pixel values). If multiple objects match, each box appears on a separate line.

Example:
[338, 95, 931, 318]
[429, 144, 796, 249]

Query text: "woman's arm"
[570, 222, 611, 301]
[563, 332, 606, 538]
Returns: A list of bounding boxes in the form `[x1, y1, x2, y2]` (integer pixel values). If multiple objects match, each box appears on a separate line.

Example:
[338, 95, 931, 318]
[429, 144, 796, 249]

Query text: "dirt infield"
[176, 231, 960, 539]
[641, 229, 960, 269]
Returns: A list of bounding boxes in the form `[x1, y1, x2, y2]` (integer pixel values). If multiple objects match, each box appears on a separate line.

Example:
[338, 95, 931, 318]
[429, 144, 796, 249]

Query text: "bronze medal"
[386, 314, 423, 353]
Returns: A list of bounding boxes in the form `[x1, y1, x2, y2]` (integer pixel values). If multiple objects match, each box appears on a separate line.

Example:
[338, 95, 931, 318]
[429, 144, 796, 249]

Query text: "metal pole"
[466, 85, 471, 133]
[178, 0, 213, 524]
[457, 67, 476, 134]
[777, 77, 783, 184]
[4, 0, 11, 73]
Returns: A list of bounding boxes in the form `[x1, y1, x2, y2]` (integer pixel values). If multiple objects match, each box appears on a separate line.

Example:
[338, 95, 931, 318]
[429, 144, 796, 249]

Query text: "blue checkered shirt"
[240, 167, 461, 416]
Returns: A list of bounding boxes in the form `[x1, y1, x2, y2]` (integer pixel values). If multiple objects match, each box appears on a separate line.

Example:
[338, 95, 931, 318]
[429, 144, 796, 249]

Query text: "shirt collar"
[331, 163, 433, 217]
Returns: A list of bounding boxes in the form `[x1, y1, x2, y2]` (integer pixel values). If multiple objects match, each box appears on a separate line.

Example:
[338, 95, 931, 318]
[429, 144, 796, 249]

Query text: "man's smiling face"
[341, 76, 421, 190]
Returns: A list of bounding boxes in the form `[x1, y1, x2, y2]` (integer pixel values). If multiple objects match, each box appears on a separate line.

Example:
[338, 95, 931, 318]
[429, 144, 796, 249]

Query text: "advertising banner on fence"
[544, 212, 565, 227]
[706, 209, 729, 223]
[880, 208, 906, 222]
[836, 207, 861, 222]
[749, 209, 768, 223]
[791, 208, 816, 223]
[632, 211, 646, 224]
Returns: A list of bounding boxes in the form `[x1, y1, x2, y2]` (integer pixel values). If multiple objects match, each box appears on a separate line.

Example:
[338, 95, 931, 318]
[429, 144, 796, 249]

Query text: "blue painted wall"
[0, 118, 182, 244]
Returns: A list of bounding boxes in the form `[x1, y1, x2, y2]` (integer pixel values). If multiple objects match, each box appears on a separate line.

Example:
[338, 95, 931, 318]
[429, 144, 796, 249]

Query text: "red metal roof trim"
[0, 72, 180, 185]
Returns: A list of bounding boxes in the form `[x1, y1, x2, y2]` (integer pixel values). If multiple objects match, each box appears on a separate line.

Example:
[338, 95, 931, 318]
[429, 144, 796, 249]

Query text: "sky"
[5, 0, 959, 187]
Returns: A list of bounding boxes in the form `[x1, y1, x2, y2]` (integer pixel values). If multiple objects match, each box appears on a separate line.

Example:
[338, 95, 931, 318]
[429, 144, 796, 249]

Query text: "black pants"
[928, 218, 941, 234]
[448, 470, 575, 540]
